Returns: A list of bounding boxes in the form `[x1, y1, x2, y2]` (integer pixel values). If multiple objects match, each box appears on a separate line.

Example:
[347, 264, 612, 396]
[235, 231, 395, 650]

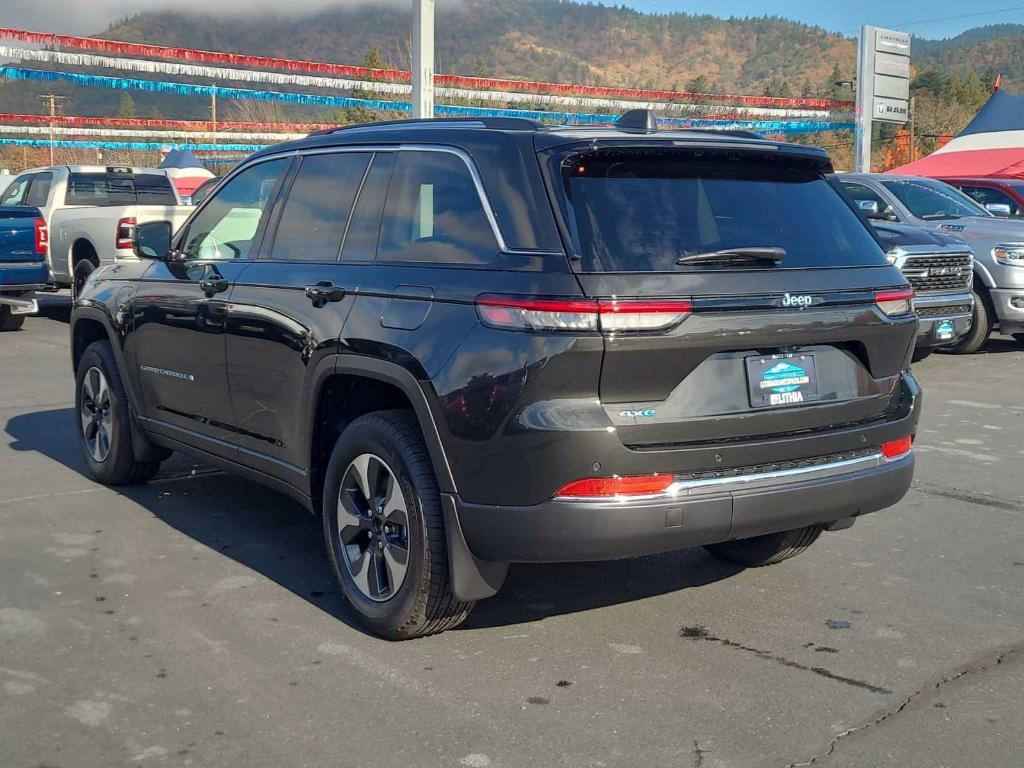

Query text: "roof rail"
[310, 117, 547, 136]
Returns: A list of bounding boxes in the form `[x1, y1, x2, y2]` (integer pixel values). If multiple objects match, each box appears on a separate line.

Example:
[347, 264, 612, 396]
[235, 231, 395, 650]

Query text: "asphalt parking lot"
[2, 297, 1023, 768]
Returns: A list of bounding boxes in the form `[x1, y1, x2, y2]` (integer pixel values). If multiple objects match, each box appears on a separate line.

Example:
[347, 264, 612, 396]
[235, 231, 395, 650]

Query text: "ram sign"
[855, 25, 912, 171]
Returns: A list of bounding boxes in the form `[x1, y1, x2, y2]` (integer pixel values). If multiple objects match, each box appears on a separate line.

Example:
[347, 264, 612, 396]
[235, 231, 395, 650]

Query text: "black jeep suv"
[70, 112, 921, 639]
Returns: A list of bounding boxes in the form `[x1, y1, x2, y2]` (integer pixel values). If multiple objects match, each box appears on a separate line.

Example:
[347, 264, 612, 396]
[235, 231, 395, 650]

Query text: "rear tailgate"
[546, 141, 916, 450]
[0, 206, 43, 264]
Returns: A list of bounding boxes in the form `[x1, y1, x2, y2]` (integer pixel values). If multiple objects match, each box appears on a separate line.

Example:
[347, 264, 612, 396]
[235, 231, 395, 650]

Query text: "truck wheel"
[75, 340, 162, 485]
[939, 288, 991, 355]
[322, 410, 473, 639]
[72, 260, 96, 301]
[910, 348, 932, 363]
[704, 525, 823, 567]
[0, 305, 25, 332]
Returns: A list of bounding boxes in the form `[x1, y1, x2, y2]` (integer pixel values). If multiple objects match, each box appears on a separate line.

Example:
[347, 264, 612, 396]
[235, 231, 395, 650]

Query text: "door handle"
[199, 276, 229, 298]
[305, 281, 346, 308]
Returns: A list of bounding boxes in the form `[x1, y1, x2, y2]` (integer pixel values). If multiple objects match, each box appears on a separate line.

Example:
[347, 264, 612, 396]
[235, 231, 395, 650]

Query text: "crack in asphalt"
[678, 625, 891, 695]
[783, 645, 1024, 768]
[912, 481, 1023, 513]
[692, 740, 707, 768]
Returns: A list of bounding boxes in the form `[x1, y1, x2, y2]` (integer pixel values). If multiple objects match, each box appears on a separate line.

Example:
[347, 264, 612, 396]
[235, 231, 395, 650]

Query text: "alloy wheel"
[80, 366, 113, 463]
[337, 453, 410, 602]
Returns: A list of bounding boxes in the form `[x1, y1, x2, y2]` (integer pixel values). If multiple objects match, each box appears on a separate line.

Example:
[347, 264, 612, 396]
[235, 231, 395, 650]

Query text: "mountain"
[0, 1, 1019, 125]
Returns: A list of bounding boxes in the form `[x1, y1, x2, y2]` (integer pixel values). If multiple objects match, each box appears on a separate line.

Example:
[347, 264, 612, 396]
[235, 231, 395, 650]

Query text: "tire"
[0, 305, 25, 332]
[939, 288, 991, 355]
[910, 347, 932, 363]
[75, 340, 162, 485]
[72, 260, 96, 301]
[704, 524, 824, 567]
[322, 410, 473, 639]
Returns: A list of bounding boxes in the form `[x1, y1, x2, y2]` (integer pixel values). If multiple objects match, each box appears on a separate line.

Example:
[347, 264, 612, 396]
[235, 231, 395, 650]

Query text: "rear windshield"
[879, 178, 987, 220]
[561, 151, 887, 272]
[65, 173, 177, 207]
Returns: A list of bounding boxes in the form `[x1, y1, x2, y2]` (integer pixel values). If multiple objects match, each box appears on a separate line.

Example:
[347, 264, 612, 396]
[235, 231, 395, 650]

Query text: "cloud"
[0, 0, 420, 35]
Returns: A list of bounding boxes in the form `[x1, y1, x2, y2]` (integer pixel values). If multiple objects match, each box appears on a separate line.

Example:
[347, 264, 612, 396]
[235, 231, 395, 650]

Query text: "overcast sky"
[0, 0, 1019, 37]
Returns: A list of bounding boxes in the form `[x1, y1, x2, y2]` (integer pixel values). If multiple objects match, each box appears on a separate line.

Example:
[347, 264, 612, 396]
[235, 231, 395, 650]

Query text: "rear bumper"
[456, 451, 914, 563]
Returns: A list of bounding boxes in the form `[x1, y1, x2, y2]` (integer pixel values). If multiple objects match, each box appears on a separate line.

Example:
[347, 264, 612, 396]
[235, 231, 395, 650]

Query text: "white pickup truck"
[0, 165, 193, 296]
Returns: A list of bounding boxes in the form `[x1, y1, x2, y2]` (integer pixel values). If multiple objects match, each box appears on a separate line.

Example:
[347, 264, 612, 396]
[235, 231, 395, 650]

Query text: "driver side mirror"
[986, 203, 1012, 218]
[856, 199, 884, 219]
[134, 220, 174, 260]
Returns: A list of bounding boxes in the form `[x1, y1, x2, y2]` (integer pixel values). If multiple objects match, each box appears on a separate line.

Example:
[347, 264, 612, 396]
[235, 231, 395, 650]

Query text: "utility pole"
[210, 87, 218, 148]
[908, 95, 916, 162]
[412, 0, 435, 119]
[40, 94, 65, 166]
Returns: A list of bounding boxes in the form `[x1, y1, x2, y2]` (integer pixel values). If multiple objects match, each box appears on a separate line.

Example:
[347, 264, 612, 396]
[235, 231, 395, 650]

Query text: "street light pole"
[412, 0, 435, 119]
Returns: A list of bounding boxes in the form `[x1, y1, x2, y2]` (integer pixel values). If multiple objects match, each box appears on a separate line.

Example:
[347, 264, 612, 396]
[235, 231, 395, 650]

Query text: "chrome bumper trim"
[558, 450, 910, 504]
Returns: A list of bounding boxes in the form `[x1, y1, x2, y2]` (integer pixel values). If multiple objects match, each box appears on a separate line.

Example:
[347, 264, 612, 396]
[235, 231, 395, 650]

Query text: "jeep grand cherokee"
[70, 111, 921, 639]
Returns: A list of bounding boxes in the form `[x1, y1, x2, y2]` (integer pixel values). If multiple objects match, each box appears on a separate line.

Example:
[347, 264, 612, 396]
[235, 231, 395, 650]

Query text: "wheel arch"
[71, 237, 100, 268]
[306, 356, 457, 515]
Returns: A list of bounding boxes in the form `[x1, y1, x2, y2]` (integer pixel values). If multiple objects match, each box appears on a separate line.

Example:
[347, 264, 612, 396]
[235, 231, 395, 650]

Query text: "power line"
[892, 5, 1024, 29]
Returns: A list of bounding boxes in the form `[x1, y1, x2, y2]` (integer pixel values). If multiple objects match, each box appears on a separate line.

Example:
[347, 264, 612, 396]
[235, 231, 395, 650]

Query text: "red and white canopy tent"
[890, 84, 1024, 179]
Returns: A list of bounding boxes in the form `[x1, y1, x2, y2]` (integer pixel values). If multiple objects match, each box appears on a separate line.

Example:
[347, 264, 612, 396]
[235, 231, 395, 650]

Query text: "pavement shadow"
[5, 406, 742, 634]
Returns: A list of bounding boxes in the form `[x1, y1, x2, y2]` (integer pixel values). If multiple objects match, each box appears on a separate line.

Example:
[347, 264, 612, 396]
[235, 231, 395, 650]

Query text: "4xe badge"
[761, 360, 810, 406]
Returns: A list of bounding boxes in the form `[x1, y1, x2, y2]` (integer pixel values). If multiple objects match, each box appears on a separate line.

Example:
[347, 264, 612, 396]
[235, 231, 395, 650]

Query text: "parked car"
[0, 166, 193, 297]
[867, 220, 974, 361]
[71, 113, 921, 639]
[940, 177, 1024, 219]
[840, 173, 1024, 350]
[0, 205, 50, 331]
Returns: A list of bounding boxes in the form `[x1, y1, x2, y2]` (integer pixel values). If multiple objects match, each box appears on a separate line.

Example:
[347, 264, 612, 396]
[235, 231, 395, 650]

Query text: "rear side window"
[377, 151, 498, 265]
[562, 151, 887, 272]
[65, 173, 177, 206]
[24, 173, 53, 207]
[271, 153, 369, 262]
[340, 153, 394, 262]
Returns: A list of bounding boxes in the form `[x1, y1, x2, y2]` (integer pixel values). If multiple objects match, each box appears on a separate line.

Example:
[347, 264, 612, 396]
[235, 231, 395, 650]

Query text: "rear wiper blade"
[676, 247, 786, 266]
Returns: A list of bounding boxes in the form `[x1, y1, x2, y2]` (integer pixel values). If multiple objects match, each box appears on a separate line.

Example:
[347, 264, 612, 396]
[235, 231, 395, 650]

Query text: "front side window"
[24, 173, 53, 207]
[181, 159, 287, 261]
[271, 153, 369, 262]
[880, 178, 987, 220]
[1, 174, 31, 206]
[378, 151, 498, 265]
[564, 151, 887, 272]
[958, 186, 1023, 217]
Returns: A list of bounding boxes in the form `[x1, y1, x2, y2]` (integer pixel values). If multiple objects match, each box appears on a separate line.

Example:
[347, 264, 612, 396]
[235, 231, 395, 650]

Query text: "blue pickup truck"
[0, 205, 49, 331]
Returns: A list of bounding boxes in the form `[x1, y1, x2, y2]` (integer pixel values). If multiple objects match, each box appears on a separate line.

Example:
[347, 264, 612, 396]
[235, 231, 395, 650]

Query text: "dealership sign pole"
[855, 26, 911, 172]
[412, 0, 435, 119]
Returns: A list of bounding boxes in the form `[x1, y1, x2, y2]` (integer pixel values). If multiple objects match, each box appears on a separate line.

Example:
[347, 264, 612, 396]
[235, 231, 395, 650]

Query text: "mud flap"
[441, 493, 508, 601]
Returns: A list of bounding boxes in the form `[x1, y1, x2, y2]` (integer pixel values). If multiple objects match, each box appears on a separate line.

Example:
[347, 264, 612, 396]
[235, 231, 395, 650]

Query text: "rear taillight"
[115, 216, 137, 250]
[34, 217, 48, 255]
[875, 288, 915, 317]
[475, 295, 693, 334]
[555, 473, 675, 499]
[881, 435, 913, 460]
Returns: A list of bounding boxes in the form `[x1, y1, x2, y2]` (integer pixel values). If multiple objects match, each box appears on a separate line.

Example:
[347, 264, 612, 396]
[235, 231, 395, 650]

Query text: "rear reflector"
[881, 435, 913, 459]
[875, 288, 915, 317]
[555, 473, 675, 498]
[34, 217, 48, 255]
[476, 295, 692, 334]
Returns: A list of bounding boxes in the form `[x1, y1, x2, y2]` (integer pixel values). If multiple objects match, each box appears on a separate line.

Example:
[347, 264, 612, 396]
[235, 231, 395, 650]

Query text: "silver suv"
[841, 173, 1024, 352]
